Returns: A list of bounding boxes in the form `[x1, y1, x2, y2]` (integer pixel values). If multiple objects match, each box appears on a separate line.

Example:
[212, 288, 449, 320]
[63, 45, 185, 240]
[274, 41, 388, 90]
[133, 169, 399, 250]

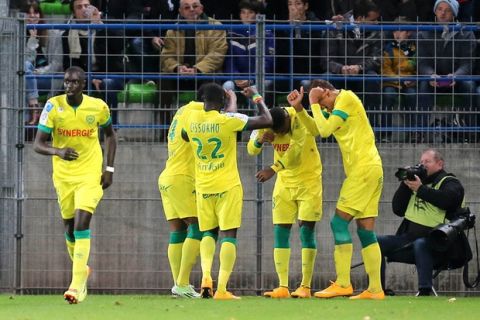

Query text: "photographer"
[378, 148, 464, 296]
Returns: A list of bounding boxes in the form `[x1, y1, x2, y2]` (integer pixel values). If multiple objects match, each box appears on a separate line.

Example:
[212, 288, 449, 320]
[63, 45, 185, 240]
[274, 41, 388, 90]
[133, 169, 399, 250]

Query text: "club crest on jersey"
[86, 115, 95, 124]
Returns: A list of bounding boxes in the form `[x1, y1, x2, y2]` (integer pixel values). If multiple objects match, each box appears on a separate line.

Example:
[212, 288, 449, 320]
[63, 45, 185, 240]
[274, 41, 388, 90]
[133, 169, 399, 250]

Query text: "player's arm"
[223, 89, 237, 113]
[247, 129, 274, 156]
[259, 123, 305, 182]
[288, 86, 320, 137]
[310, 103, 345, 137]
[101, 122, 117, 189]
[242, 86, 272, 130]
[33, 128, 79, 161]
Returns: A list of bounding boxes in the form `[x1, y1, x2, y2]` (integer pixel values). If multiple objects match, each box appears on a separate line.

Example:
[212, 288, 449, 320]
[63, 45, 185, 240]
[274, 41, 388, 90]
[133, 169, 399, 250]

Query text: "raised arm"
[243, 86, 272, 130]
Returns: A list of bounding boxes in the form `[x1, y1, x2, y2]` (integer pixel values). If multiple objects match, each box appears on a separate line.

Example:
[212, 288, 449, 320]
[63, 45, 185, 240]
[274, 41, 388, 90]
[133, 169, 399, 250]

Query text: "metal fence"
[0, 15, 479, 295]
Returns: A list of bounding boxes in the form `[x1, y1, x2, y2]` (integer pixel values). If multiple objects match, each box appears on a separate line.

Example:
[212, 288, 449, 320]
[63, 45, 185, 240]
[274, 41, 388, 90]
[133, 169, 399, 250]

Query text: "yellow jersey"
[297, 90, 381, 176]
[38, 94, 111, 180]
[247, 107, 322, 186]
[183, 110, 248, 193]
[160, 101, 204, 179]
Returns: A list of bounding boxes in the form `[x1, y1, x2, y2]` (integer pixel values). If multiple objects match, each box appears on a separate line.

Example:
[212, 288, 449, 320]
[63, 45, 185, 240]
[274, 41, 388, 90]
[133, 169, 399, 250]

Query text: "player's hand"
[255, 167, 276, 182]
[101, 171, 113, 189]
[287, 87, 304, 112]
[56, 147, 79, 161]
[242, 86, 258, 98]
[309, 87, 325, 105]
[234, 80, 250, 89]
[259, 131, 274, 144]
[224, 89, 237, 109]
[403, 175, 422, 192]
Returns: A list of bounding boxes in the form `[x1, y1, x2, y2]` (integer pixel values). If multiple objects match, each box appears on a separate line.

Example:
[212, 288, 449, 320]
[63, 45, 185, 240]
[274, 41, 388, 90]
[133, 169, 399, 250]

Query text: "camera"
[430, 207, 476, 252]
[394, 164, 427, 181]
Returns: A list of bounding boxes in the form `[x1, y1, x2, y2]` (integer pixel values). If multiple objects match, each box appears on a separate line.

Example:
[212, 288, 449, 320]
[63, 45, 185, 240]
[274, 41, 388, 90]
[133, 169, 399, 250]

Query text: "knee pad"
[274, 225, 291, 248]
[203, 229, 218, 241]
[169, 230, 187, 244]
[187, 223, 203, 241]
[300, 225, 316, 249]
[357, 228, 377, 248]
[330, 215, 352, 245]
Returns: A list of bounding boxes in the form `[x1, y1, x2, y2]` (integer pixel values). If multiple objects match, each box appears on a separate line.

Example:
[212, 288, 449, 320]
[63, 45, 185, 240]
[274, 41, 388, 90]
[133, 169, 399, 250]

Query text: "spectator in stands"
[62, 0, 125, 125]
[417, 0, 476, 142]
[275, 0, 326, 103]
[128, 0, 180, 76]
[325, 0, 383, 135]
[378, 148, 465, 296]
[201, 0, 239, 20]
[382, 17, 417, 142]
[23, 1, 63, 125]
[160, 0, 228, 112]
[222, 0, 274, 107]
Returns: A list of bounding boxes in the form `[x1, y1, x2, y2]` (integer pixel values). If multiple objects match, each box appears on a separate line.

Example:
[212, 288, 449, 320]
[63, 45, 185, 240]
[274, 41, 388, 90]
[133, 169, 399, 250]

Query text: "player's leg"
[213, 185, 243, 300]
[200, 228, 218, 298]
[292, 185, 322, 298]
[63, 218, 75, 261]
[349, 217, 384, 300]
[264, 184, 295, 298]
[196, 191, 219, 298]
[177, 217, 202, 286]
[264, 224, 292, 298]
[314, 209, 354, 298]
[64, 209, 93, 304]
[64, 179, 103, 304]
[350, 166, 384, 300]
[167, 218, 188, 286]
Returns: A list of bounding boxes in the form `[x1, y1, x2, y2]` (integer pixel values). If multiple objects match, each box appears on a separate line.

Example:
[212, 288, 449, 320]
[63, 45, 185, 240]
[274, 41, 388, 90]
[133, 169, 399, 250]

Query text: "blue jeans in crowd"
[95, 77, 124, 125]
[25, 60, 56, 102]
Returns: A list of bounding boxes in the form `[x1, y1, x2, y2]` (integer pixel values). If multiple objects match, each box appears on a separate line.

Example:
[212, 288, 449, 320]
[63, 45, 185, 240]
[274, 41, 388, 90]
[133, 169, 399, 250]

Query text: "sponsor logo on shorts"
[202, 192, 226, 199]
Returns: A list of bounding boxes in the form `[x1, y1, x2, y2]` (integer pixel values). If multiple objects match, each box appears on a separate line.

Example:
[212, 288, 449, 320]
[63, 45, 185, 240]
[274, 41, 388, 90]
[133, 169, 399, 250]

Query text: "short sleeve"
[38, 100, 56, 133]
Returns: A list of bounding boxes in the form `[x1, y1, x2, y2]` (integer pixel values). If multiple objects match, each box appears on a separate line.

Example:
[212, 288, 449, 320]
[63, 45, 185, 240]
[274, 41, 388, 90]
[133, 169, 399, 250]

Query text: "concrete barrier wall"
[18, 142, 480, 294]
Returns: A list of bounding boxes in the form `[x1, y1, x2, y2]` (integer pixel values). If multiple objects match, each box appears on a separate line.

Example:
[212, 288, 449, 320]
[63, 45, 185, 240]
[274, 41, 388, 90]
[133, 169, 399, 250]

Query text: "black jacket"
[392, 169, 465, 240]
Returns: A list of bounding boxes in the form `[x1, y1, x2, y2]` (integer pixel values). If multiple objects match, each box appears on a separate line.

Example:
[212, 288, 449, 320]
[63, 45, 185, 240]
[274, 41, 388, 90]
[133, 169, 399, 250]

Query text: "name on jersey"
[57, 128, 94, 137]
[273, 143, 290, 152]
[190, 122, 220, 133]
[197, 161, 224, 172]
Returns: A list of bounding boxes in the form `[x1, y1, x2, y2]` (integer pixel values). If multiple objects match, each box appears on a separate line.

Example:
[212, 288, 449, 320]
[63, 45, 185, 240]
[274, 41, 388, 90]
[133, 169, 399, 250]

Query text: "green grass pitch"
[1, 295, 479, 320]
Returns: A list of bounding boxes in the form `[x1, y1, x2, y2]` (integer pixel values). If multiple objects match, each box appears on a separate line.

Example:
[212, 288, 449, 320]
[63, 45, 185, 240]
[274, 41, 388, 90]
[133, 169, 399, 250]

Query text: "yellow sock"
[361, 243, 383, 293]
[65, 232, 75, 262]
[168, 243, 183, 284]
[334, 243, 353, 288]
[217, 240, 236, 294]
[200, 235, 216, 281]
[301, 248, 317, 288]
[69, 230, 90, 290]
[176, 238, 200, 286]
[274, 248, 291, 288]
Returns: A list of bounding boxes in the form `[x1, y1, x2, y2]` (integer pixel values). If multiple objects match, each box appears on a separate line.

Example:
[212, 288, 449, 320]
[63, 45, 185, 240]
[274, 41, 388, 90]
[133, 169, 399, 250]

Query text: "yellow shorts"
[196, 184, 243, 231]
[272, 181, 323, 224]
[53, 176, 103, 220]
[337, 165, 383, 219]
[159, 174, 197, 220]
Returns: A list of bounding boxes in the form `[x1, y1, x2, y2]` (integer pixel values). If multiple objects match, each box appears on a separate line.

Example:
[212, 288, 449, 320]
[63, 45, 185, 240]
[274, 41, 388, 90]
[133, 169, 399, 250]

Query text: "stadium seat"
[39, 1, 71, 15]
[117, 83, 157, 104]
